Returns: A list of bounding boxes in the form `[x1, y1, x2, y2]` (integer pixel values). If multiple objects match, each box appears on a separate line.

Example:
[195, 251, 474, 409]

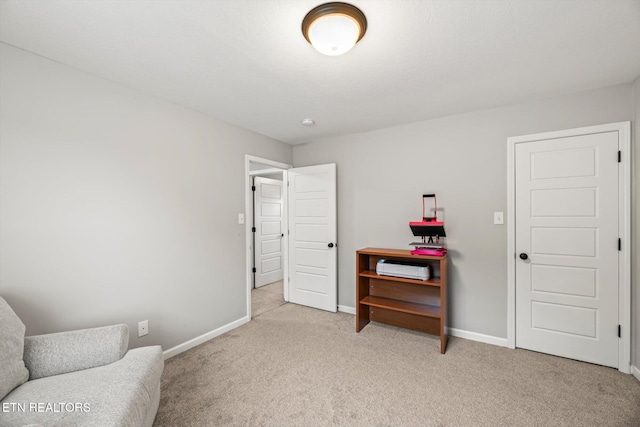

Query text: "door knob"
[328, 243, 334, 248]
[519, 253, 528, 260]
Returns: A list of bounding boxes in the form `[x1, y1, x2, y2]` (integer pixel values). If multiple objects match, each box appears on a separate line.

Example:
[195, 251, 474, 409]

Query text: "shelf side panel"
[356, 252, 370, 332]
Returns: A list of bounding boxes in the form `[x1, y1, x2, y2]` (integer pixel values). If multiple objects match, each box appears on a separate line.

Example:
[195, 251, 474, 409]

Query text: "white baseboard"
[446, 327, 508, 348]
[336, 307, 507, 348]
[163, 316, 250, 360]
[632, 365, 640, 382]
[338, 305, 356, 315]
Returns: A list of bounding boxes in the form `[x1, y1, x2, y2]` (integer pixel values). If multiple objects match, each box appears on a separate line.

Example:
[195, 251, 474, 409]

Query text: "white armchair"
[0, 297, 163, 427]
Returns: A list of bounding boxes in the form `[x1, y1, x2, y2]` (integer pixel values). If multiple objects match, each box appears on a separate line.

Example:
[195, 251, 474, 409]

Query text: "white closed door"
[254, 177, 284, 288]
[515, 131, 619, 368]
[288, 164, 337, 312]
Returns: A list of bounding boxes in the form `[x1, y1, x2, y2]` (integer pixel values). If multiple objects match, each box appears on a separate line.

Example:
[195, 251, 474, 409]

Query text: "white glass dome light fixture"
[302, 2, 367, 56]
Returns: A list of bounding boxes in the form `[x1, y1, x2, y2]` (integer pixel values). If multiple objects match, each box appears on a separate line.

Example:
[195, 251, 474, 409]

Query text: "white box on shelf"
[376, 259, 431, 281]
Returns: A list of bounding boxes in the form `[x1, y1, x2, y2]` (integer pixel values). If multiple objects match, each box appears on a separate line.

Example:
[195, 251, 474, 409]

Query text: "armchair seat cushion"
[1, 345, 163, 427]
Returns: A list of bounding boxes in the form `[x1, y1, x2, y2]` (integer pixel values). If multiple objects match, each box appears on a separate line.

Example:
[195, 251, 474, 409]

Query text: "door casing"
[245, 155, 292, 319]
[506, 122, 631, 374]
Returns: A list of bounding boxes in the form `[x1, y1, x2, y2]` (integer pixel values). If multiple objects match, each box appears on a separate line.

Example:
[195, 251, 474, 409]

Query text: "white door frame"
[245, 155, 292, 319]
[506, 121, 631, 374]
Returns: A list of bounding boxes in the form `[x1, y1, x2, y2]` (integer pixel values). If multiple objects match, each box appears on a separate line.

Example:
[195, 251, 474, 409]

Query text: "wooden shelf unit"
[356, 247, 448, 353]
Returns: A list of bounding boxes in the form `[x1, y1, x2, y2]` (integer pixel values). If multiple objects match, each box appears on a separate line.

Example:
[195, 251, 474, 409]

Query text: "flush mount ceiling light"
[302, 2, 367, 56]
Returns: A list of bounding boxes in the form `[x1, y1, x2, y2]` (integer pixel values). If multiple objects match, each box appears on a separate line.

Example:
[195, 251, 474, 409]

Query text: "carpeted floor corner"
[154, 293, 640, 426]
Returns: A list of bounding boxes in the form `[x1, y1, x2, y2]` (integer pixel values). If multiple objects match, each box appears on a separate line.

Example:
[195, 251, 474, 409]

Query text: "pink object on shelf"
[409, 220, 444, 227]
[411, 247, 447, 257]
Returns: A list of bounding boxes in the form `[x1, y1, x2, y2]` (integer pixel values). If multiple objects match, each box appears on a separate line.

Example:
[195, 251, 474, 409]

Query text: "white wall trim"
[618, 121, 632, 375]
[163, 316, 249, 360]
[632, 366, 640, 382]
[446, 327, 509, 348]
[249, 167, 284, 176]
[506, 134, 516, 350]
[338, 305, 356, 315]
[506, 121, 632, 374]
[339, 308, 507, 347]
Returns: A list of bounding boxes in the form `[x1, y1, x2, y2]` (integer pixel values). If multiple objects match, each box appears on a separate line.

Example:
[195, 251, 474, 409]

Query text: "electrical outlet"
[138, 320, 149, 337]
[494, 211, 504, 225]
[238, 213, 245, 224]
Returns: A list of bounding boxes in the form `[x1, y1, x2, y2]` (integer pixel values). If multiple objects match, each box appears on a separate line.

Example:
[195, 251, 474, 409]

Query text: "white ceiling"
[1, 0, 639, 145]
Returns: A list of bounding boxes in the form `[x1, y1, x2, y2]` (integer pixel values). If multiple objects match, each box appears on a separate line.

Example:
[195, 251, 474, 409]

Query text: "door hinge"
[252, 185, 256, 191]
[618, 151, 621, 163]
[618, 238, 621, 251]
[252, 227, 256, 233]
[252, 267, 256, 273]
[618, 325, 621, 338]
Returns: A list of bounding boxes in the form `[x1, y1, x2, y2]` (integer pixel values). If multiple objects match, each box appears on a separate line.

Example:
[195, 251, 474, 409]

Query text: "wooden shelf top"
[360, 296, 441, 318]
[357, 247, 447, 260]
[359, 270, 441, 287]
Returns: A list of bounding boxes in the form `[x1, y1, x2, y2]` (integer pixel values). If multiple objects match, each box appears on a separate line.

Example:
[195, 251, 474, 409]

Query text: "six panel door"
[515, 131, 619, 368]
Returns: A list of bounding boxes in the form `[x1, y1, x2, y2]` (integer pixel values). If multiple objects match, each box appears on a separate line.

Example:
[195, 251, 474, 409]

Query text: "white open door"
[514, 131, 620, 368]
[254, 176, 284, 288]
[288, 164, 337, 312]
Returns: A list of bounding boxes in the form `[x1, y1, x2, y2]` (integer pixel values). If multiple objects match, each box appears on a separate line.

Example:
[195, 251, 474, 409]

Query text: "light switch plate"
[494, 212, 504, 225]
[238, 213, 245, 224]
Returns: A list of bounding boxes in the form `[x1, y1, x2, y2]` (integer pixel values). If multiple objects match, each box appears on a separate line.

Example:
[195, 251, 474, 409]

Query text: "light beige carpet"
[154, 297, 640, 426]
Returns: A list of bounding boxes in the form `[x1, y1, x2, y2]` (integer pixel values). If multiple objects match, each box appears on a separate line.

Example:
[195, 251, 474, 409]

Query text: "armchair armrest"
[24, 324, 129, 380]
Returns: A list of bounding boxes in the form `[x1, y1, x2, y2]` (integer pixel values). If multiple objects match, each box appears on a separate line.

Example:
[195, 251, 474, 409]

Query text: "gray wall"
[293, 84, 634, 343]
[0, 43, 292, 350]
[1, 41, 637, 368]
[633, 76, 640, 370]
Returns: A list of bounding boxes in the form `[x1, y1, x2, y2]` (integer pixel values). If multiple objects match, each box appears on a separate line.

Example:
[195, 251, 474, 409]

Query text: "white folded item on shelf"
[376, 259, 431, 281]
